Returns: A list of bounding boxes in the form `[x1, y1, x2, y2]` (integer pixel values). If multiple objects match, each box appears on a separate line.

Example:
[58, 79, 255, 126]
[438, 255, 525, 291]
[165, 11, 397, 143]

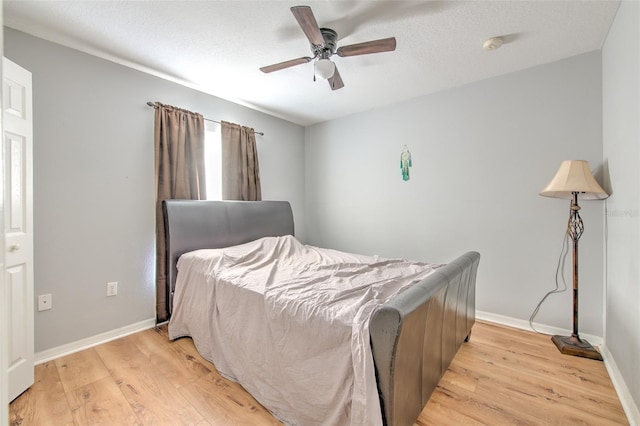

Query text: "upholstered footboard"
[370, 251, 480, 426]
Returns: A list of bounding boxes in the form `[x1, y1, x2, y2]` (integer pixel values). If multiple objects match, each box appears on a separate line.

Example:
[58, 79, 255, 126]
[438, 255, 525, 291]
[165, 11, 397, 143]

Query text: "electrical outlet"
[38, 294, 52, 311]
[107, 282, 118, 297]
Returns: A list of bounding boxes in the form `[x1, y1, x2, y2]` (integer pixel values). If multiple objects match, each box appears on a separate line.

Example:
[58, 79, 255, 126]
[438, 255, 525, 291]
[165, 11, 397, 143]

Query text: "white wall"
[4, 28, 306, 353]
[602, 0, 640, 419]
[305, 51, 605, 336]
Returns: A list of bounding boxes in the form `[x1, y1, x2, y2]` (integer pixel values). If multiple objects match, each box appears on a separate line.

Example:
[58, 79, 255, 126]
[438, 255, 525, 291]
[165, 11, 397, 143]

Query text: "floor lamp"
[540, 160, 608, 360]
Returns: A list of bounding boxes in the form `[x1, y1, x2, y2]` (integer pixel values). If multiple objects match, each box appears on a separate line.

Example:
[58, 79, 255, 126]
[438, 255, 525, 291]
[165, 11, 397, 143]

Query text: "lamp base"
[551, 335, 603, 361]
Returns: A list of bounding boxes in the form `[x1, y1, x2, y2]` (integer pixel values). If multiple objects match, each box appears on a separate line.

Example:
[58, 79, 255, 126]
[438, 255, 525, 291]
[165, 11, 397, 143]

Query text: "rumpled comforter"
[168, 235, 441, 426]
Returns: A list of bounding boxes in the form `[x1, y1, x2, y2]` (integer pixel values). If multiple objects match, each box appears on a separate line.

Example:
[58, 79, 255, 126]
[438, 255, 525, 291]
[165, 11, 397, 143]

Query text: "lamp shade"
[540, 160, 608, 200]
[315, 59, 335, 80]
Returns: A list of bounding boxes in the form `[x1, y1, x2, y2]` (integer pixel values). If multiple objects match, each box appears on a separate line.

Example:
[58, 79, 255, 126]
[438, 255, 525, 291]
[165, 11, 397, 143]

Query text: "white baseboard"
[477, 311, 638, 426]
[34, 318, 156, 365]
[601, 345, 640, 426]
[476, 310, 603, 346]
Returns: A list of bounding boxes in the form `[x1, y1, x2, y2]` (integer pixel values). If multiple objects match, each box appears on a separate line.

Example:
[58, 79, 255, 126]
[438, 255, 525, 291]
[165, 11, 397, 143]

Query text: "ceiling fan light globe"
[315, 59, 335, 79]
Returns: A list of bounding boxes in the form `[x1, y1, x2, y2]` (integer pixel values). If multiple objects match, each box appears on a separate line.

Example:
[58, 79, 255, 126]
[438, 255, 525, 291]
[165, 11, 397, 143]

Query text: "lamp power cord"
[529, 231, 570, 334]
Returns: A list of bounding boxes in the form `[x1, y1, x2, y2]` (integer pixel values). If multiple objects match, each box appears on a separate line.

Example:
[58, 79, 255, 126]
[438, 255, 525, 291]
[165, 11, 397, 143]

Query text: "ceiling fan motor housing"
[313, 28, 338, 59]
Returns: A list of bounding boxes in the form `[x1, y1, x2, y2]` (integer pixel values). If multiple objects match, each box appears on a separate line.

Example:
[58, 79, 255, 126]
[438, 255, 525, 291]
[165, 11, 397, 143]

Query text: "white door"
[3, 57, 34, 401]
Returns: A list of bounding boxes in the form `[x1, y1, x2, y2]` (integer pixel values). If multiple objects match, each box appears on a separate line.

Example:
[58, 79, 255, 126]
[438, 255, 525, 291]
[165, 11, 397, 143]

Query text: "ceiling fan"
[260, 5, 397, 90]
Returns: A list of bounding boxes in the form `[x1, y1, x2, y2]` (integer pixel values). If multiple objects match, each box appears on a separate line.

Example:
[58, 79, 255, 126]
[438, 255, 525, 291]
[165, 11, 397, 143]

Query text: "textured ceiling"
[4, 0, 620, 126]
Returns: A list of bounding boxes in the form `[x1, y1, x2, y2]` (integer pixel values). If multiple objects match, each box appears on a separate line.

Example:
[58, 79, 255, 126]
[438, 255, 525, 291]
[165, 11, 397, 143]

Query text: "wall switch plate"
[38, 294, 52, 311]
[107, 282, 118, 297]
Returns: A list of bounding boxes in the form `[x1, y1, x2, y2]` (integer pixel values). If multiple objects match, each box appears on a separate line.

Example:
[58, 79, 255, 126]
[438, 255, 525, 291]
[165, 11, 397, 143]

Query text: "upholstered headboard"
[162, 200, 294, 315]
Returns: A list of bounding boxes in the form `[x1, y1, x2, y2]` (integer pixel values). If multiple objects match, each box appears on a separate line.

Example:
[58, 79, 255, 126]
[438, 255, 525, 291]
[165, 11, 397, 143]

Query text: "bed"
[162, 200, 480, 426]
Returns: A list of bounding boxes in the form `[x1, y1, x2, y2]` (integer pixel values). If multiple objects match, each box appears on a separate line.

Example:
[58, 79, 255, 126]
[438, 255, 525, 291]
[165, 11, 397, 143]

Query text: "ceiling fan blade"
[291, 6, 324, 46]
[337, 37, 397, 57]
[328, 66, 344, 90]
[260, 57, 312, 73]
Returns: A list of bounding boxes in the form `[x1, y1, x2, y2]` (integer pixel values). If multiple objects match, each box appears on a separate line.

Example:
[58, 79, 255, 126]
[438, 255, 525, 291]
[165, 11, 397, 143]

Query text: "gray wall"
[4, 28, 306, 352]
[603, 0, 640, 415]
[305, 51, 605, 336]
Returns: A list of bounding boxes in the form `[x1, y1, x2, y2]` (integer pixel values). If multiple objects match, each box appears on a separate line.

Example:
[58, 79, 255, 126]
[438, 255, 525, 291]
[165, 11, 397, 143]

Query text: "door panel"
[8, 265, 26, 365]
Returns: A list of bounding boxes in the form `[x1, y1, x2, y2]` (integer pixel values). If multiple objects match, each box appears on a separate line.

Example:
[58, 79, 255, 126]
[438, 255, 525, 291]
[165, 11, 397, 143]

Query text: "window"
[204, 123, 222, 200]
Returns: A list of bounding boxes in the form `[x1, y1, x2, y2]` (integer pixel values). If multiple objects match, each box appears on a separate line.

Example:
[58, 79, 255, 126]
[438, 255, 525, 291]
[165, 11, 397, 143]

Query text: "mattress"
[168, 235, 442, 426]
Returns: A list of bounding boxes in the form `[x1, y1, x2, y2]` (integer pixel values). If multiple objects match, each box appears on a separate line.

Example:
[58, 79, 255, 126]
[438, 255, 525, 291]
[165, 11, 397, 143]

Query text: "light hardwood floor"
[10, 320, 628, 425]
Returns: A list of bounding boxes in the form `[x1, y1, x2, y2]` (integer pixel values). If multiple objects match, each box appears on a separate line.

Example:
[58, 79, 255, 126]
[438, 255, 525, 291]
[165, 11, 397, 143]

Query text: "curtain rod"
[146, 102, 264, 136]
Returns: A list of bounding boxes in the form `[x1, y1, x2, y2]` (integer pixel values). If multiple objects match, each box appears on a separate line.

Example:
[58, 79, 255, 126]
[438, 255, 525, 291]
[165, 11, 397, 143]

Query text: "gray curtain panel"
[154, 102, 205, 322]
[221, 121, 262, 201]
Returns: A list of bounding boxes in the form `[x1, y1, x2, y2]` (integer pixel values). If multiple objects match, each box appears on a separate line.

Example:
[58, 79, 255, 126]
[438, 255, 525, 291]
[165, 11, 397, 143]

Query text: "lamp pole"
[551, 192, 602, 360]
[568, 192, 582, 338]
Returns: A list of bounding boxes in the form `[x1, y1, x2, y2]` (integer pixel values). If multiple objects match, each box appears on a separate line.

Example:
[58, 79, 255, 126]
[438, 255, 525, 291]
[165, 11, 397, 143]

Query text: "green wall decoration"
[400, 145, 412, 181]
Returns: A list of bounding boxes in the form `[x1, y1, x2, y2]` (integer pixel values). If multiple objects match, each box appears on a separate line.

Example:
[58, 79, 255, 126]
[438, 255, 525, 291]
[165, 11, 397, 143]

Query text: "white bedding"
[168, 235, 442, 426]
